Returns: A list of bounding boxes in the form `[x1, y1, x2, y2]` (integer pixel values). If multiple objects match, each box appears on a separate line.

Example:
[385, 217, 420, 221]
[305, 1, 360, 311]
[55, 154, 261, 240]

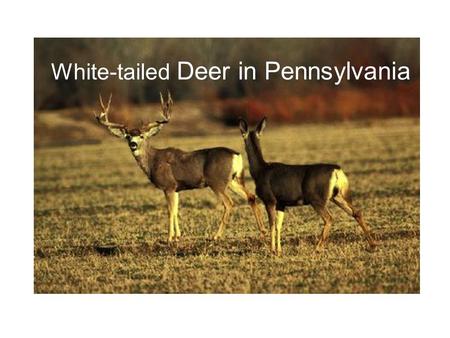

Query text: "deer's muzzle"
[130, 142, 138, 151]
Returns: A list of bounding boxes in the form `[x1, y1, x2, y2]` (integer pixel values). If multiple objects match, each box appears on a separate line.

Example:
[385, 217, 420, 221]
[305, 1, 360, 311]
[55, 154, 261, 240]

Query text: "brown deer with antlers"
[94, 92, 265, 243]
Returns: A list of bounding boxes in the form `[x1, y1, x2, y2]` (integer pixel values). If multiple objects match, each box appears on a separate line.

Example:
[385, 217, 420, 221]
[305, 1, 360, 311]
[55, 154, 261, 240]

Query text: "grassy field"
[34, 118, 419, 293]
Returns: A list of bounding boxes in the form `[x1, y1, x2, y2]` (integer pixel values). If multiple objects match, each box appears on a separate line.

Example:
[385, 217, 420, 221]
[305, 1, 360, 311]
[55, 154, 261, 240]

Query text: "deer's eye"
[140, 135, 144, 139]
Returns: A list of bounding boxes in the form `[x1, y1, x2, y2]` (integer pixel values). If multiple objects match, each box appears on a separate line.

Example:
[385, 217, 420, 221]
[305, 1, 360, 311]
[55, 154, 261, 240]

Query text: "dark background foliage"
[35, 38, 419, 121]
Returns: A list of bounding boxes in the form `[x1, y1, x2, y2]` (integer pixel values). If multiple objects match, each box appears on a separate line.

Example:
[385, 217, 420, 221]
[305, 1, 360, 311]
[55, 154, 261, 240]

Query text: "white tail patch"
[231, 154, 244, 179]
[328, 169, 349, 199]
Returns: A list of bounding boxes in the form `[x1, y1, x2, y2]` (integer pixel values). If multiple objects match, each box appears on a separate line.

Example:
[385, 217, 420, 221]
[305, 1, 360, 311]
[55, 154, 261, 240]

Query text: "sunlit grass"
[34, 118, 419, 293]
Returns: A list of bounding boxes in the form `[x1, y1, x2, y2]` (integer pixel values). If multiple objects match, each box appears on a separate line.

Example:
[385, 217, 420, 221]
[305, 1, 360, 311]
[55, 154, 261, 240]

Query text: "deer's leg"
[265, 203, 277, 254]
[164, 191, 177, 243]
[275, 210, 284, 256]
[229, 179, 266, 237]
[312, 203, 332, 252]
[332, 194, 378, 249]
[212, 189, 234, 240]
[173, 192, 181, 241]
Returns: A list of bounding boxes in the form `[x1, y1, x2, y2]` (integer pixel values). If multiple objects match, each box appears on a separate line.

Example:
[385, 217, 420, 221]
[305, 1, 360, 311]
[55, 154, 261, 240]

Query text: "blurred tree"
[34, 38, 419, 122]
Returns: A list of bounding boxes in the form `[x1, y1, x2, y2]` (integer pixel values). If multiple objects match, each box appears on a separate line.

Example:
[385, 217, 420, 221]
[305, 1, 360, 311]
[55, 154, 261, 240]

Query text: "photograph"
[34, 38, 419, 293]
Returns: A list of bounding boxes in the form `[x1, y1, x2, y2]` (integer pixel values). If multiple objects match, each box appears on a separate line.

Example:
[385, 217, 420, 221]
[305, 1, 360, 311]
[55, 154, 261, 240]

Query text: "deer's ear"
[255, 117, 267, 137]
[238, 118, 249, 138]
[142, 124, 163, 139]
[108, 126, 128, 139]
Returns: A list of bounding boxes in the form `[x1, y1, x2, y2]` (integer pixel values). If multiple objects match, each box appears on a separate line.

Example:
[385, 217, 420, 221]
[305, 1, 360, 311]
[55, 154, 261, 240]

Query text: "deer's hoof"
[315, 245, 325, 253]
[367, 244, 378, 253]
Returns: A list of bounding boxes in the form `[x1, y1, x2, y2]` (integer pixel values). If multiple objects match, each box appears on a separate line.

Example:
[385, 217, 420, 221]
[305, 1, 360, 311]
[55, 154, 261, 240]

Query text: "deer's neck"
[132, 140, 157, 177]
[245, 133, 267, 179]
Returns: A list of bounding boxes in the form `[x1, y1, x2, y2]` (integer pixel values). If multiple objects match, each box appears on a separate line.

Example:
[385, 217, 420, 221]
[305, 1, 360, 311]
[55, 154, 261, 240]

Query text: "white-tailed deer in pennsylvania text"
[238, 117, 378, 255]
[94, 92, 266, 243]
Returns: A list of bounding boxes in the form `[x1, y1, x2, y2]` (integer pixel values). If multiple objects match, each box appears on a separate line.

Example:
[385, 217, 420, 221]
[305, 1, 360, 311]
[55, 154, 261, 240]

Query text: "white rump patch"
[328, 169, 349, 199]
[231, 154, 244, 178]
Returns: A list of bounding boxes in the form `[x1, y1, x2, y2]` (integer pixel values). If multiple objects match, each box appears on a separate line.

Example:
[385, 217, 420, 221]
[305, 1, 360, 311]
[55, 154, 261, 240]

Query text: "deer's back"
[256, 163, 341, 207]
[151, 147, 239, 191]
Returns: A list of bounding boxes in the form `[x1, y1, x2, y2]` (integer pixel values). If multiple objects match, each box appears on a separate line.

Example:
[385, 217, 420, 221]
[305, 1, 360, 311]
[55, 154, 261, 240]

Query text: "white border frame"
[1, 1, 449, 337]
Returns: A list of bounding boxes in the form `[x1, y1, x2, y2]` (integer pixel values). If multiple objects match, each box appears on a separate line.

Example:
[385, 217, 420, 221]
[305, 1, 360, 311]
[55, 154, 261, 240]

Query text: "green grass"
[34, 118, 419, 293]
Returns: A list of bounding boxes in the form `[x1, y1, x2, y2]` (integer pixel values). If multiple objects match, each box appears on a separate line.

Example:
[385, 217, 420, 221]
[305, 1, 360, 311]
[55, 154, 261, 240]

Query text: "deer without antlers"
[239, 117, 378, 255]
[94, 92, 266, 242]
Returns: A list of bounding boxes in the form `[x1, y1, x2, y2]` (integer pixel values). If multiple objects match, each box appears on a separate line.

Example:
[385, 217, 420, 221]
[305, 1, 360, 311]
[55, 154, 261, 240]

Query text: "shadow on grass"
[35, 228, 419, 259]
[35, 203, 158, 217]
[35, 197, 249, 218]
[34, 182, 147, 195]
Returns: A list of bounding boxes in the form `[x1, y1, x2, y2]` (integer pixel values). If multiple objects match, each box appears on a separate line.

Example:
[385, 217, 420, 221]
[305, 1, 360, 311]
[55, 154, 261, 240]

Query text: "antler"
[140, 91, 173, 134]
[93, 93, 127, 138]
[159, 91, 173, 123]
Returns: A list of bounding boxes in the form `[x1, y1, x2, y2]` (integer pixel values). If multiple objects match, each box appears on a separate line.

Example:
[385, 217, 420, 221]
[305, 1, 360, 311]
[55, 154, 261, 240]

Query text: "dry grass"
[34, 118, 419, 293]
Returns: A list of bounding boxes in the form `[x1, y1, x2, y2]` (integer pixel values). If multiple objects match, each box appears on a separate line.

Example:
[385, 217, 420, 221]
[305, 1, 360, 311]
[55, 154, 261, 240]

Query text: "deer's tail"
[328, 168, 351, 201]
